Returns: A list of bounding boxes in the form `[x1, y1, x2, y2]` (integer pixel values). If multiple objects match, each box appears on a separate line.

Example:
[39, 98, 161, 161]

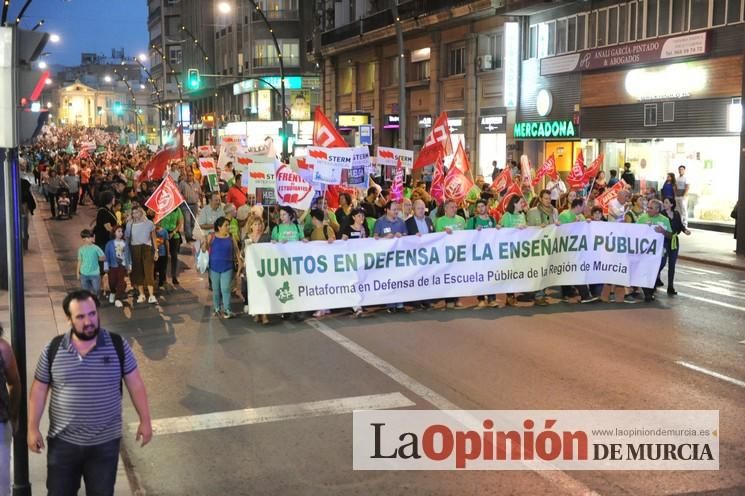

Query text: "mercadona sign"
[513, 120, 577, 139]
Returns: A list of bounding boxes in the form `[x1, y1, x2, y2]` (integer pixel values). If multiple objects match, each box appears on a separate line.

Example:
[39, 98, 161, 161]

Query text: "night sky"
[9, 0, 148, 66]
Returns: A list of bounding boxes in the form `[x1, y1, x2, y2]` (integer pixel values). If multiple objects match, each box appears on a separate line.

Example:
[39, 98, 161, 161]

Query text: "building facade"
[53, 80, 160, 143]
[313, 0, 511, 178]
[509, 0, 744, 225]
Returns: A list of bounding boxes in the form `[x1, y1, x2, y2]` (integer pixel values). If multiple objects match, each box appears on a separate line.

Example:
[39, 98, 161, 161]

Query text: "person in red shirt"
[226, 173, 248, 209]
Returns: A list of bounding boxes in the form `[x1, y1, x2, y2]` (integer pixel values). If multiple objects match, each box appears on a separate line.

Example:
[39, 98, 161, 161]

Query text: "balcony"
[253, 55, 300, 68]
[252, 9, 300, 22]
[501, 0, 574, 15]
[148, 6, 161, 24]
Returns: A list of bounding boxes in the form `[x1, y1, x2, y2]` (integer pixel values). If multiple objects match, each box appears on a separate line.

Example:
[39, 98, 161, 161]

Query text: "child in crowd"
[104, 225, 132, 308]
[77, 229, 105, 296]
[154, 222, 170, 290]
[56, 190, 71, 220]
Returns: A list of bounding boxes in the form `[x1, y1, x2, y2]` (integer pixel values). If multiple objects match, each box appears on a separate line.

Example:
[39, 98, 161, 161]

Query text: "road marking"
[307, 318, 602, 496]
[677, 266, 721, 275]
[676, 282, 745, 300]
[134, 393, 415, 436]
[677, 292, 745, 312]
[676, 361, 745, 389]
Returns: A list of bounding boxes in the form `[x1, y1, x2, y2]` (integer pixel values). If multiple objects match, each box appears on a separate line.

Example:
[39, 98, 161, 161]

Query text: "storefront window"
[598, 137, 738, 223]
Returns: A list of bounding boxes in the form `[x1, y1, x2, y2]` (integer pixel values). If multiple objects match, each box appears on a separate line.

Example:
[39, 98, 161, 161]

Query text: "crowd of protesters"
[18, 126, 696, 324]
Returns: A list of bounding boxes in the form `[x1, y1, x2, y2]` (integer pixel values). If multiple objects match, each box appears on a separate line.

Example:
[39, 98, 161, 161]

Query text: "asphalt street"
[41, 205, 745, 496]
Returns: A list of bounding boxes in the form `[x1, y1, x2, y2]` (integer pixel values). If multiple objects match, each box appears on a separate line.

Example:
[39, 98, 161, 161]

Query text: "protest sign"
[377, 147, 414, 170]
[246, 222, 664, 314]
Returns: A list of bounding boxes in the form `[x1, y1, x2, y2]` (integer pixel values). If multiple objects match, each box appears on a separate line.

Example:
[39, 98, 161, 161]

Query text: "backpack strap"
[46, 334, 65, 385]
[109, 332, 126, 394]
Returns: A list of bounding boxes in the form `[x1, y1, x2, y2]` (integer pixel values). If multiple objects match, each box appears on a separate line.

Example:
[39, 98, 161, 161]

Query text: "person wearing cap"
[77, 229, 105, 297]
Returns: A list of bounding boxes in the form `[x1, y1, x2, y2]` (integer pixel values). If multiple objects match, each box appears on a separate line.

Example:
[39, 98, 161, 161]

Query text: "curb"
[678, 255, 745, 273]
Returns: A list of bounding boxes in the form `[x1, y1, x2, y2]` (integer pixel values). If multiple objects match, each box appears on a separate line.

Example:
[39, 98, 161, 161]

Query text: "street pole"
[737, 52, 745, 254]
[4, 148, 32, 496]
[247, 1, 288, 161]
[392, 1, 406, 150]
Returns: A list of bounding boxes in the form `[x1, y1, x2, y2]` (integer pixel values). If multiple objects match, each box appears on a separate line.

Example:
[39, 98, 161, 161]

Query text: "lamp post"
[149, 43, 184, 129]
[391, 1, 406, 150]
[246, 0, 289, 161]
[132, 55, 164, 145]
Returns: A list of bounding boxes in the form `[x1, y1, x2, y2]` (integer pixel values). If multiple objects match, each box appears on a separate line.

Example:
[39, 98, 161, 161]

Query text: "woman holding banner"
[242, 216, 271, 325]
[204, 217, 242, 319]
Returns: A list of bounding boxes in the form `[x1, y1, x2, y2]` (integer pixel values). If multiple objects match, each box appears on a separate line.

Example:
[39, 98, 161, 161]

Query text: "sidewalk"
[0, 207, 132, 495]
[678, 228, 744, 271]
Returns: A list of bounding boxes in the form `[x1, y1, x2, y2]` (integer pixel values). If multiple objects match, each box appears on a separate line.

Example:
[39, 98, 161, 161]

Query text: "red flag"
[567, 150, 587, 189]
[595, 179, 627, 215]
[450, 142, 470, 175]
[490, 167, 513, 193]
[144, 175, 185, 224]
[430, 152, 445, 204]
[390, 159, 404, 201]
[444, 164, 474, 202]
[583, 153, 604, 184]
[313, 107, 350, 207]
[140, 126, 183, 182]
[313, 107, 347, 148]
[413, 112, 452, 169]
[532, 153, 559, 186]
[496, 182, 522, 215]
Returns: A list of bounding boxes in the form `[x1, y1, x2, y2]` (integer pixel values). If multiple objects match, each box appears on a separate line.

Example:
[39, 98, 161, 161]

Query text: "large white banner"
[245, 222, 664, 314]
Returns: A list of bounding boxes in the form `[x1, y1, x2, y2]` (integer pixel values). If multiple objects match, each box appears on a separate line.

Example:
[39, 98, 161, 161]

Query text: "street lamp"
[104, 75, 112, 83]
[37, 60, 47, 69]
[217, 2, 232, 14]
[138, 53, 147, 62]
[49, 33, 60, 43]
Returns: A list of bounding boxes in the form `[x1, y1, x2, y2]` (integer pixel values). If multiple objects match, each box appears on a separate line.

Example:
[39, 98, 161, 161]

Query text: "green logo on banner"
[275, 281, 294, 304]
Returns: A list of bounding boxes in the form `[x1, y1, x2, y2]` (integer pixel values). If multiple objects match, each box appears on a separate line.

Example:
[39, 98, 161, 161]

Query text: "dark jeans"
[155, 252, 168, 287]
[169, 237, 181, 279]
[47, 436, 120, 496]
[659, 244, 679, 289]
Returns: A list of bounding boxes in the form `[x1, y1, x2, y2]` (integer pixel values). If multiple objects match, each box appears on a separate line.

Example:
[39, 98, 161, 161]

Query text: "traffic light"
[187, 68, 201, 89]
[113, 101, 123, 115]
[277, 126, 295, 148]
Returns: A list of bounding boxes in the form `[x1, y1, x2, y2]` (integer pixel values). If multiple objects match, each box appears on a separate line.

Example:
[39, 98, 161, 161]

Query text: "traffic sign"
[359, 124, 373, 145]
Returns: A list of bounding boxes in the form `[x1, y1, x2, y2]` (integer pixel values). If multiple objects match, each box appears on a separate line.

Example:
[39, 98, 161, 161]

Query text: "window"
[567, 16, 577, 52]
[357, 62, 375, 92]
[337, 67, 353, 95]
[597, 9, 607, 46]
[238, 53, 244, 74]
[281, 40, 300, 67]
[538, 23, 549, 57]
[547, 21, 556, 55]
[629, 2, 638, 40]
[529, 25, 538, 58]
[253, 39, 299, 67]
[618, 5, 627, 43]
[646, 0, 658, 37]
[588, 11, 597, 47]
[165, 16, 180, 36]
[713, 0, 727, 25]
[557, 19, 567, 54]
[644, 103, 658, 127]
[387, 57, 399, 86]
[636, 1, 645, 38]
[411, 60, 430, 81]
[447, 45, 465, 75]
[486, 33, 503, 67]
[259, 0, 300, 19]
[658, 0, 670, 35]
[672, 0, 689, 32]
[577, 14, 587, 49]
[168, 45, 182, 66]
[727, 0, 742, 23]
[690, 0, 709, 29]
[608, 7, 618, 44]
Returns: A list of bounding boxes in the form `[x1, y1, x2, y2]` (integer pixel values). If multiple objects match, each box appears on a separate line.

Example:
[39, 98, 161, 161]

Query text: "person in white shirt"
[546, 178, 567, 208]
[675, 165, 690, 228]
[607, 189, 630, 222]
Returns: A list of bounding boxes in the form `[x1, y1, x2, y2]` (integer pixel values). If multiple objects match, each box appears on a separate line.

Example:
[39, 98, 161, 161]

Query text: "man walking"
[179, 170, 202, 241]
[28, 290, 152, 495]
